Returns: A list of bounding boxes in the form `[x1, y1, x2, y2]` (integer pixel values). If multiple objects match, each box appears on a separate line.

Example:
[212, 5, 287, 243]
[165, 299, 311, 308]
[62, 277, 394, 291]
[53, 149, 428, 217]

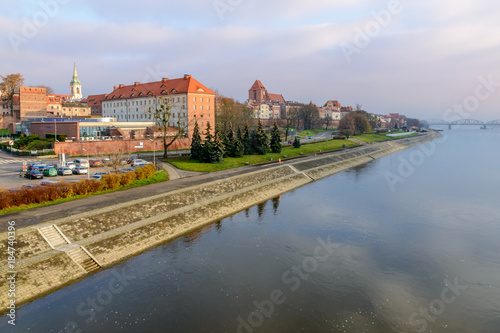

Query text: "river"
[3, 128, 500, 333]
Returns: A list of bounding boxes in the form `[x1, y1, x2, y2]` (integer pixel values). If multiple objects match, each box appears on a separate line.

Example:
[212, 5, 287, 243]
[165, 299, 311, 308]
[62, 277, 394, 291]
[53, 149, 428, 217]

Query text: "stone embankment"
[0, 132, 440, 311]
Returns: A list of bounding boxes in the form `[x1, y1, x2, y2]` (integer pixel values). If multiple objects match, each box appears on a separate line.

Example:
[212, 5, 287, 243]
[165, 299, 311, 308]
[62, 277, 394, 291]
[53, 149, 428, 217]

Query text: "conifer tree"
[225, 123, 234, 157]
[243, 123, 252, 155]
[234, 128, 244, 157]
[270, 120, 282, 153]
[293, 136, 301, 148]
[201, 122, 213, 163]
[190, 121, 203, 160]
[211, 126, 225, 163]
[252, 120, 269, 155]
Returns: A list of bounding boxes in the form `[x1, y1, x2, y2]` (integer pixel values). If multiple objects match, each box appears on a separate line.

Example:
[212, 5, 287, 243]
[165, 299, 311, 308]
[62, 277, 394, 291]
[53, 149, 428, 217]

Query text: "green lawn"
[0, 129, 10, 136]
[167, 139, 356, 172]
[353, 134, 391, 143]
[0, 171, 169, 216]
[297, 128, 329, 137]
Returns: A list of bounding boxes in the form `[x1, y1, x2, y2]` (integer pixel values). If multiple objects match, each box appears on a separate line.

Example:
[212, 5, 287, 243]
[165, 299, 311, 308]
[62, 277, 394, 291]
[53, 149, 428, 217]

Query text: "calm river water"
[3, 128, 500, 333]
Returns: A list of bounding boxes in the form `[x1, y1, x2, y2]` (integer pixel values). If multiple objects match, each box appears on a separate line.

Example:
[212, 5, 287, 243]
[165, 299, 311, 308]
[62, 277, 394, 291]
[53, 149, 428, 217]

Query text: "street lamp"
[82, 148, 89, 179]
[149, 138, 156, 167]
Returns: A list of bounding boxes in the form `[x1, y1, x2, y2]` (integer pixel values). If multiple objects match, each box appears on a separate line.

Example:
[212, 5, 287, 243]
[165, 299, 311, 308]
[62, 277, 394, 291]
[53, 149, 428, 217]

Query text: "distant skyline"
[1, 0, 499, 121]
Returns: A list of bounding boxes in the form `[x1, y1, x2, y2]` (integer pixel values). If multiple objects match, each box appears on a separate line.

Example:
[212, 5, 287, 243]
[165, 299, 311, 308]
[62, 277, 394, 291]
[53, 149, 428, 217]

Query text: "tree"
[242, 123, 252, 155]
[35, 85, 54, 94]
[190, 121, 203, 160]
[297, 103, 320, 130]
[211, 125, 225, 163]
[293, 136, 301, 148]
[201, 122, 213, 163]
[233, 128, 244, 157]
[0, 73, 24, 114]
[148, 95, 188, 159]
[353, 113, 371, 134]
[283, 107, 297, 142]
[215, 94, 253, 132]
[338, 115, 355, 138]
[252, 120, 269, 155]
[355, 104, 378, 129]
[324, 114, 332, 130]
[270, 120, 282, 153]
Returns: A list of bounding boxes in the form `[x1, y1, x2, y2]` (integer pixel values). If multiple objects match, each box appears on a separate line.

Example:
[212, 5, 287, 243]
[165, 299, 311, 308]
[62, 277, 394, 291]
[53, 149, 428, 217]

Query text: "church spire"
[70, 63, 82, 100]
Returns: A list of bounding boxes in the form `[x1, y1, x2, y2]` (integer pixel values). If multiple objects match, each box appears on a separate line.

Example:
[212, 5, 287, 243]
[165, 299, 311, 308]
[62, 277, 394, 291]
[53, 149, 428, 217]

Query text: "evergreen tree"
[293, 136, 301, 148]
[270, 120, 282, 153]
[211, 127, 225, 163]
[225, 123, 234, 157]
[219, 125, 229, 157]
[234, 128, 244, 157]
[201, 122, 213, 163]
[252, 120, 269, 155]
[243, 123, 252, 155]
[190, 121, 203, 160]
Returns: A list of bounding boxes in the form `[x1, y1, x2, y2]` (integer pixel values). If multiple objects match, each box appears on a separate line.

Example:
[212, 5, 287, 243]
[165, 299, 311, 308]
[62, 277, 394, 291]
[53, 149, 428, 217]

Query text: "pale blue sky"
[1, 0, 499, 121]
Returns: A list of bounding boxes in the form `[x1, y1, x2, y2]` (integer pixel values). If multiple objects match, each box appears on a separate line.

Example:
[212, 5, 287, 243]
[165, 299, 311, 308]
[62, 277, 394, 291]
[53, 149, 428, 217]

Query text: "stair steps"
[66, 246, 101, 272]
[38, 225, 69, 248]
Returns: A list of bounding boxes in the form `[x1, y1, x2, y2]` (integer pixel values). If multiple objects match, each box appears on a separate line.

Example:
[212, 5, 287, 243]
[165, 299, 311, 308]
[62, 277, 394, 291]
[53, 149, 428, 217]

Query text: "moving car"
[42, 167, 57, 177]
[25, 170, 44, 180]
[72, 166, 88, 175]
[57, 167, 73, 176]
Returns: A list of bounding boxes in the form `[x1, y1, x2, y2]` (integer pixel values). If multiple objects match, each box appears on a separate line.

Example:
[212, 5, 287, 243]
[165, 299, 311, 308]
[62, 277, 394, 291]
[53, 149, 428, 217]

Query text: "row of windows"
[192, 105, 210, 110]
[193, 97, 210, 103]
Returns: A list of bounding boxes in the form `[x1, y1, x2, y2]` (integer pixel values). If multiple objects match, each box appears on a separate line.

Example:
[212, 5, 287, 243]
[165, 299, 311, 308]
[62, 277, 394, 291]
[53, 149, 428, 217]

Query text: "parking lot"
[0, 151, 148, 190]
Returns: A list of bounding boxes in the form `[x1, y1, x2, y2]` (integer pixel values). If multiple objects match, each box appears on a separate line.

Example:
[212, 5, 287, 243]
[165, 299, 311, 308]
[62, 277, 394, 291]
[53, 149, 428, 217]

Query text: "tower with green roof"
[70, 63, 82, 100]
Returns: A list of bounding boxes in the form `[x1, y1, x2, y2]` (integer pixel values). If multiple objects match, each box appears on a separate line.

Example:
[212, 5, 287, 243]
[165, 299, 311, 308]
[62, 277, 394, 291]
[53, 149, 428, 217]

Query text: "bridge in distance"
[425, 119, 500, 129]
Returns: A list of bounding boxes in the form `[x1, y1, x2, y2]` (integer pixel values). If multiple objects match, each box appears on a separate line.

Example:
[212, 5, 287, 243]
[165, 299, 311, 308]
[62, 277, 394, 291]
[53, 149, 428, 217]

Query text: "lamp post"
[82, 148, 89, 179]
[150, 138, 156, 167]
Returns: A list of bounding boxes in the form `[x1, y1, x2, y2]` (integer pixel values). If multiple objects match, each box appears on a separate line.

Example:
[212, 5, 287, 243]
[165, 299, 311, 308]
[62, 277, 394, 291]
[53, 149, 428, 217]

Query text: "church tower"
[70, 64, 82, 100]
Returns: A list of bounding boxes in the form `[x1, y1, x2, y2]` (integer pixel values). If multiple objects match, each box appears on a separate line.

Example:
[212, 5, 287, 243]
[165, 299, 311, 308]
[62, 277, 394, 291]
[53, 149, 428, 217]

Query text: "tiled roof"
[105, 76, 215, 100]
[267, 93, 285, 102]
[87, 94, 108, 106]
[249, 80, 266, 91]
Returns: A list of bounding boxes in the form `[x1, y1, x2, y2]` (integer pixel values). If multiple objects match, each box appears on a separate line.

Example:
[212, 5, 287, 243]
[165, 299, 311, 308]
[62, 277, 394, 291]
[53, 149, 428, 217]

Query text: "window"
[193, 105, 196, 110]
[193, 97, 196, 102]
[208, 113, 210, 117]
[207, 98, 210, 102]
[207, 106, 210, 111]
[200, 97, 203, 102]
[200, 106, 203, 110]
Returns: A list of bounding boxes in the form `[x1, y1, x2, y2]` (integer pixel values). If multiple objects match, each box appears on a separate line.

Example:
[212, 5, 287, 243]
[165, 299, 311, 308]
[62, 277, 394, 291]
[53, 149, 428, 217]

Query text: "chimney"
[134, 82, 140, 86]
[162, 78, 169, 82]
[113, 86, 117, 90]
[119, 84, 125, 88]
[184, 74, 191, 79]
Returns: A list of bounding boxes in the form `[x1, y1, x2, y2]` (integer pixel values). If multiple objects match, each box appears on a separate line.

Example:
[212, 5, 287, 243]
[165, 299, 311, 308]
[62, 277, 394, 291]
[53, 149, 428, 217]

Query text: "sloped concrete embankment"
[0, 132, 439, 311]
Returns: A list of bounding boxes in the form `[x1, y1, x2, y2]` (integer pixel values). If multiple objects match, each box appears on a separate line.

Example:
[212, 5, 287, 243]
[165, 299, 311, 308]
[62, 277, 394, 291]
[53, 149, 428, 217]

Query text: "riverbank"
[0, 131, 440, 312]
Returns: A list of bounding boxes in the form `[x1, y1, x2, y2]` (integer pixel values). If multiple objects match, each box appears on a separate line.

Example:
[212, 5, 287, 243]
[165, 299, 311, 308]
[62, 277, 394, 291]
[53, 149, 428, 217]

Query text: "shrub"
[119, 172, 136, 186]
[100, 174, 121, 190]
[135, 167, 147, 180]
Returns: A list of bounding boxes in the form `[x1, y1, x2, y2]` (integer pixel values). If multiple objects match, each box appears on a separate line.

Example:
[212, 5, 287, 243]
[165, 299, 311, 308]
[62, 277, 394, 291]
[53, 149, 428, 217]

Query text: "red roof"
[249, 80, 266, 91]
[267, 93, 285, 102]
[105, 76, 215, 100]
[87, 94, 108, 106]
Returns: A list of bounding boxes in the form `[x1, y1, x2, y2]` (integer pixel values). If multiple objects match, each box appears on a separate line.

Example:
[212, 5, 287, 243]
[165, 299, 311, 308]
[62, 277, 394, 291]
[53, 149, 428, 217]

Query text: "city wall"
[0, 132, 440, 312]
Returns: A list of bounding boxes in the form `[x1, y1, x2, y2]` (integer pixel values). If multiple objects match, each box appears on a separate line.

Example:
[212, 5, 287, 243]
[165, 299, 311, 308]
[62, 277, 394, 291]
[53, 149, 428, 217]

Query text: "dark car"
[25, 170, 44, 180]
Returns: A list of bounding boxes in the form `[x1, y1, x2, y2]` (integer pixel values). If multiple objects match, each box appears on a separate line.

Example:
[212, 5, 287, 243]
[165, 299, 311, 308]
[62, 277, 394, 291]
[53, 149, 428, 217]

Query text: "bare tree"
[148, 95, 188, 159]
[0, 73, 24, 114]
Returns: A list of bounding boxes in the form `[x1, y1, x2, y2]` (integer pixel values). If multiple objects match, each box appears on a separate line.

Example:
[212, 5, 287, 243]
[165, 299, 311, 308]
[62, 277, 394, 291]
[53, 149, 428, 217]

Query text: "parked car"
[94, 171, 110, 176]
[65, 161, 77, 169]
[40, 180, 60, 186]
[42, 167, 57, 177]
[131, 159, 148, 167]
[73, 166, 88, 175]
[91, 174, 102, 180]
[21, 184, 39, 189]
[134, 162, 152, 168]
[25, 170, 44, 180]
[74, 158, 90, 168]
[57, 167, 73, 176]
[28, 163, 47, 171]
[119, 167, 136, 173]
[89, 158, 103, 167]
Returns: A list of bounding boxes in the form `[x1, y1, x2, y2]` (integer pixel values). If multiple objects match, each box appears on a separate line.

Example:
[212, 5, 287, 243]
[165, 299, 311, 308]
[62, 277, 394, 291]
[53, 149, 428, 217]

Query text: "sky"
[1, 0, 500, 121]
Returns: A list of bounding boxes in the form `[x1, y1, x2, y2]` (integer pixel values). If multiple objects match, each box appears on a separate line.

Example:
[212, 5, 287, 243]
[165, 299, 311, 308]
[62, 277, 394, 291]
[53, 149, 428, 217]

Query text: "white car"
[72, 166, 88, 175]
[65, 162, 77, 169]
[131, 159, 148, 167]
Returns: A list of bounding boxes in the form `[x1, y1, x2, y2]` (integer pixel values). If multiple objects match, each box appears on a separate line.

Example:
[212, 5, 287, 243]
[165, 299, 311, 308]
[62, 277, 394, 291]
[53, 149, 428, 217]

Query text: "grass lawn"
[0, 170, 169, 216]
[297, 128, 329, 137]
[167, 139, 356, 172]
[0, 129, 10, 136]
[353, 134, 392, 143]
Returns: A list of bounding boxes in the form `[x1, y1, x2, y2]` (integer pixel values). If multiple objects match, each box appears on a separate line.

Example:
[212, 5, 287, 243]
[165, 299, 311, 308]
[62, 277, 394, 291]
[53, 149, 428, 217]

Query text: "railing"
[2, 146, 55, 156]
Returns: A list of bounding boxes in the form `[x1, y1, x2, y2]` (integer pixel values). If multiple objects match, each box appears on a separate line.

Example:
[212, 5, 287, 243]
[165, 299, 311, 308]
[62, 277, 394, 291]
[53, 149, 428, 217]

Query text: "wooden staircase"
[66, 247, 101, 272]
[38, 225, 69, 248]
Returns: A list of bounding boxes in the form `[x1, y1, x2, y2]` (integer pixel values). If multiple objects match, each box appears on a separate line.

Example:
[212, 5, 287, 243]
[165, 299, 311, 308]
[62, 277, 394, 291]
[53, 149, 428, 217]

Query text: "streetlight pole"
[82, 148, 89, 179]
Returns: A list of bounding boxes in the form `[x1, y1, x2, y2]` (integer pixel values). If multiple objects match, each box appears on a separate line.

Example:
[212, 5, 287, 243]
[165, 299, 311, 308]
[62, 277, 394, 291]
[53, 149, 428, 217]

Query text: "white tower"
[70, 63, 82, 100]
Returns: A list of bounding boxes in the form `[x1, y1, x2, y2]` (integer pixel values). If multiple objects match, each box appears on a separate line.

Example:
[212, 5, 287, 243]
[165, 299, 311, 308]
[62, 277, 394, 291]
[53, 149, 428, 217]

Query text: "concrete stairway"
[66, 247, 101, 272]
[38, 225, 69, 248]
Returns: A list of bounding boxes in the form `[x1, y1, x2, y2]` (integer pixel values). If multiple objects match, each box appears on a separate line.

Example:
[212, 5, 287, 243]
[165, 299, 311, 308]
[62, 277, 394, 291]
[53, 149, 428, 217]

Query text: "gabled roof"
[105, 76, 215, 100]
[87, 94, 108, 106]
[249, 80, 266, 91]
[267, 93, 285, 102]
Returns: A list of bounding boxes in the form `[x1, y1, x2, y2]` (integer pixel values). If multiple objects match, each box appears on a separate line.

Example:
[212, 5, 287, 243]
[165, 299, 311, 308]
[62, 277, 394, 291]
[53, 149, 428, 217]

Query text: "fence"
[1, 145, 55, 156]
